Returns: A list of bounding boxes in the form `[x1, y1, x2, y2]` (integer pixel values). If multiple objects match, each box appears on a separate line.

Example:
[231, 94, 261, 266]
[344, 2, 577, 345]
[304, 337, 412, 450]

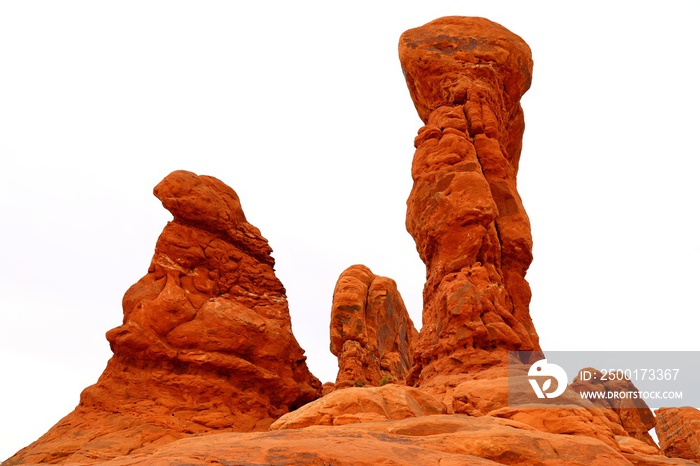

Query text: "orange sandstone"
[4, 18, 697, 466]
[399, 16, 541, 386]
[6, 170, 321, 464]
[330, 264, 418, 386]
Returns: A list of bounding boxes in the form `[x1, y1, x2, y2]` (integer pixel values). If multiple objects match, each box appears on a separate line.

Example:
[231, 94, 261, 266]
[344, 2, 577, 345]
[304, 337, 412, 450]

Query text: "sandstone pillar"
[399, 17, 541, 385]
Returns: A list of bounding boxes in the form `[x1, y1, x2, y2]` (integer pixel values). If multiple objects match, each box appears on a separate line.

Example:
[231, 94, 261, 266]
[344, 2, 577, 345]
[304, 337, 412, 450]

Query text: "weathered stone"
[570, 367, 657, 446]
[6, 171, 321, 465]
[60, 416, 640, 466]
[270, 384, 446, 430]
[655, 407, 700, 462]
[5, 17, 697, 466]
[399, 16, 541, 387]
[330, 265, 418, 386]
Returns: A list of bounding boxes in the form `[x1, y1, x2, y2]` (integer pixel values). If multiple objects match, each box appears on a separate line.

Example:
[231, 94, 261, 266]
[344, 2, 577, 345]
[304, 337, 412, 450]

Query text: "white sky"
[1, 1, 699, 460]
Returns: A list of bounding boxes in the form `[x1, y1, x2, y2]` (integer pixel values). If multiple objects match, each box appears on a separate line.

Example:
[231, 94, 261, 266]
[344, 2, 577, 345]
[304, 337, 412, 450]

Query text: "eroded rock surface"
[270, 384, 445, 430]
[4, 17, 697, 466]
[330, 265, 418, 386]
[656, 407, 700, 462]
[55, 416, 646, 466]
[399, 16, 541, 387]
[571, 367, 657, 445]
[6, 170, 321, 465]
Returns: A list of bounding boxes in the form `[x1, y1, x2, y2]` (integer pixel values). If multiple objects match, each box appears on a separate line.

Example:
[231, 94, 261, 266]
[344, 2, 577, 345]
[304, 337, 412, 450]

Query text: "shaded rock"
[6, 170, 321, 465]
[656, 407, 700, 462]
[330, 264, 418, 385]
[399, 17, 541, 386]
[270, 384, 446, 430]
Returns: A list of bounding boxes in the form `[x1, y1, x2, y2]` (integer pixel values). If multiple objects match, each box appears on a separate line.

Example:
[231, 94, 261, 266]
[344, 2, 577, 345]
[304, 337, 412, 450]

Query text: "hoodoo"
[399, 16, 541, 386]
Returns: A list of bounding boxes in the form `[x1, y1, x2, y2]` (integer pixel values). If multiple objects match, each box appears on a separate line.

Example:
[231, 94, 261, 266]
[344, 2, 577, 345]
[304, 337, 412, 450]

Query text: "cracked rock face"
[399, 17, 541, 386]
[8, 170, 321, 465]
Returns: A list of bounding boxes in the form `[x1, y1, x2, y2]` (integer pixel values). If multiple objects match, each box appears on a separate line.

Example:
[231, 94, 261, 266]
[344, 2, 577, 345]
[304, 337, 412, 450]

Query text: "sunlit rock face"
[399, 16, 541, 386]
[7, 170, 321, 464]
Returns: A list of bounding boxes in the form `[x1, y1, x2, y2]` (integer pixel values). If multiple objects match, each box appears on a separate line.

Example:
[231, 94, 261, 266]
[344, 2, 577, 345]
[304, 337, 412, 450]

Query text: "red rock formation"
[570, 367, 657, 446]
[41, 416, 649, 466]
[5, 18, 698, 466]
[445, 365, 646, 452]
[6, 170, 321, 464]
[270, 385, 445, 430]
[656, 407, 700, 462]
[330, 265, 418, 386]
[399, 16, 541, 386]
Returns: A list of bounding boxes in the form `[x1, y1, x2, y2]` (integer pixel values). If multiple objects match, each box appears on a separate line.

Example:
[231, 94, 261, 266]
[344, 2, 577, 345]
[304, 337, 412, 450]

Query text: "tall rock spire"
[399, 17, 541, 385]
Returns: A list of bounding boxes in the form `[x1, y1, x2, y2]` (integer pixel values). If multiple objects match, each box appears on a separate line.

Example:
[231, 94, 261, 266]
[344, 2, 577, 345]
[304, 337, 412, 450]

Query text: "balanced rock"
[399, 16, 541, 386]
[6, 171, 321, 464]
[330, 265, 418, 386]
[656, 407, 700, 462]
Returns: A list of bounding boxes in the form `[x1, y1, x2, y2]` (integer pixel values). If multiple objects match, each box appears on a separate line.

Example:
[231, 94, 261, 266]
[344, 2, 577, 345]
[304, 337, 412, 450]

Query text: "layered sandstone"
[6, 171, 321, 464]
[399, 16, 541, 386]
[330, 265, 418, 386]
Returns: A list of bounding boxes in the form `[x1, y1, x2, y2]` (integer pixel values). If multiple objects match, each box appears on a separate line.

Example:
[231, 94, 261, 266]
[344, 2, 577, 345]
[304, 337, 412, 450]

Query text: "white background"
[1, 1, 698, 460]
